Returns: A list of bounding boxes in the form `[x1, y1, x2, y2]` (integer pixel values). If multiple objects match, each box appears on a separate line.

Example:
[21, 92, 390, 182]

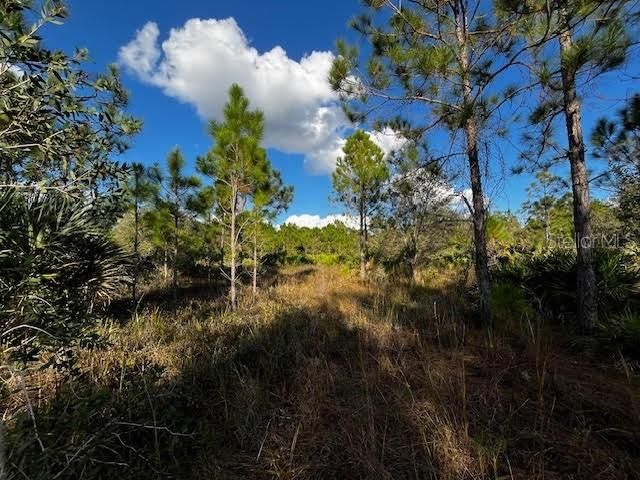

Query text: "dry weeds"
[3, 266, 640, 479]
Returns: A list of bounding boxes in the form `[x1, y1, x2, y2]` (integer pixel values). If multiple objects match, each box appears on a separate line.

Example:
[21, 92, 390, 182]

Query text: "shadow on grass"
[335, 278, 474, 348]
[6, 298, 444, 479]
[7, 273, 640, 479]
[107, 266, 291, 322]
[268, 265, 316, 287]
[107, 278, 229, 323]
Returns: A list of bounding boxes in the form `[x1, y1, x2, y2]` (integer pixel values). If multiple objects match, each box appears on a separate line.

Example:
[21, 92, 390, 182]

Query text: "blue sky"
[42, 1, 639, 225]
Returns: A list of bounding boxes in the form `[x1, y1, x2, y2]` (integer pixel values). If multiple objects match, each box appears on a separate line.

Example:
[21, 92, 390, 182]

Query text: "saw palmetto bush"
[0, 188, 130, 365]
[494, 248, 640, 323]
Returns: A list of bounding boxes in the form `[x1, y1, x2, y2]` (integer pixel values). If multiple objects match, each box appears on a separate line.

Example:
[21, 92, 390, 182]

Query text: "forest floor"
[5, 266, 640, 479]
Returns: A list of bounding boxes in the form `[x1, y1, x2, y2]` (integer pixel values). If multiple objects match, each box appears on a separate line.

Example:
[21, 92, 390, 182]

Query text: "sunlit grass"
[4, 266, 640, 479]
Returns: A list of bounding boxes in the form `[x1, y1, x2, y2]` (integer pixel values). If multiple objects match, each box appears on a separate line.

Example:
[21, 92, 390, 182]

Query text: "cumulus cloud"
[119, 19, 344, 172]
[282, 214, 359, 229]
[118, 22, 161, 78]
[119, 19, 407, 174]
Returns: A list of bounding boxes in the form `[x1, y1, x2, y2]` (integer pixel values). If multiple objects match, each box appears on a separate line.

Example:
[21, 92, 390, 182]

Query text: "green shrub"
[494, 248, 640, 323]
[309, 253, 358, 269]
[490, 282, 534, 326]
[285, 252, 313, 265]
[596, 310, 640, 358]
[0, 189, 130, 365]
[310, 253, 341, 266]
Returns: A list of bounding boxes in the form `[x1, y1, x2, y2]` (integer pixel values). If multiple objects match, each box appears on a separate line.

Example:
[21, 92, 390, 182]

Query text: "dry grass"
[3, 266, 640, 479]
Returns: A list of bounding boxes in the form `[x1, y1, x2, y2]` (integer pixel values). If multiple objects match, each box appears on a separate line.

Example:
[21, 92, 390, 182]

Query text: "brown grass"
[3, 266, 640, 479]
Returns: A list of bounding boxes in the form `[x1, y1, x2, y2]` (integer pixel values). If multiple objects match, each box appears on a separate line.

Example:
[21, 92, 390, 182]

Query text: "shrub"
[0, 189, 130, 365]
[494, 248, 640, 323]
[285, 252, 313, 265]
[490, 282, 534, 326]
[596, 310, 640, 358]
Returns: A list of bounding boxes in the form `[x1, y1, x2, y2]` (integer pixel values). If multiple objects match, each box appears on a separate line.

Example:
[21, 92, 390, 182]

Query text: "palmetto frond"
[0, 187, 131, 363]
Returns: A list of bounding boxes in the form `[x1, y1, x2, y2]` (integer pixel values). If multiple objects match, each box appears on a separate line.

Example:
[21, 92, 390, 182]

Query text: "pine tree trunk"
[230, 183, 237, 310]
[133, 195, 139, 304]
[455, 0, 492, 327]
[558, 13, 597, 331]
[467, 122, 492, 326]
[163, 245, 168, 282]
[252, 225, 258, 297]
[359, 198, 366, 280]
[173, 211, 178, 300]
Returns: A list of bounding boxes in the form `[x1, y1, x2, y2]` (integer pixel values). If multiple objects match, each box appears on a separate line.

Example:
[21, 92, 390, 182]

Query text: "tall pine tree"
[127, 162, 158, 303]
[522, 169, 566, 247]
[330, 0, 536, 325]
[516, 0, 635, 330]
[151, 149, 200, 298]
[201, 84, 271, 309]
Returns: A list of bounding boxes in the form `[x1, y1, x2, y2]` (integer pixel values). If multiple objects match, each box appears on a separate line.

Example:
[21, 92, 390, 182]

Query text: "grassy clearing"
[4, 266, 640, 479]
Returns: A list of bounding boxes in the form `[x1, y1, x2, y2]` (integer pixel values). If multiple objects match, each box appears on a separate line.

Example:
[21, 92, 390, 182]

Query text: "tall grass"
[3, 266, 640, 479]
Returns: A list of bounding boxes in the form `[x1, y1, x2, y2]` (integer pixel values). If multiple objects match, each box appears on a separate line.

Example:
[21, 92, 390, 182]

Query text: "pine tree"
[330, 0, 534, 325]
[517, 0, 634, 330]
[151, 149, 200, 298]
[144, 204, 173, 282]
[522, 170, 566, 247]
[127, 162, 158, 303]
[387, 146, 457, 282]
[592, 93, 640, 241]
[201, 84, 270, 309]
[187, 184, 222, 281]
[332, 130, 389, 280]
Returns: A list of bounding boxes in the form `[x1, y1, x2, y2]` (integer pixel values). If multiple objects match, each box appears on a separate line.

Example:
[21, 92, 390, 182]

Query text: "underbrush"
[3, 266, 640, 479]
[494, 249, 640, 317]
[493, 248, 640, 359]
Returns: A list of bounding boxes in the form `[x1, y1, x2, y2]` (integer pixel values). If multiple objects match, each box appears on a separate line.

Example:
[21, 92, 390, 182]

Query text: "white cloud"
[282, 214, 359, 229]
[119, 19, 408, 174]
[119, 19, 347, 173]
[118, 22, 161, 78]
[369, 127, 409, 156]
